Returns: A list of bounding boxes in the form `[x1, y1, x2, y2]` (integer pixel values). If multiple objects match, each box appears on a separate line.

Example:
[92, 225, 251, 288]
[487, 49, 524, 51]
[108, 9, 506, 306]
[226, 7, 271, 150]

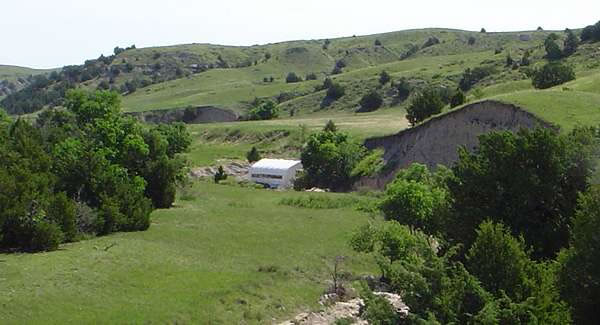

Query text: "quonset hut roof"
[250, 159, 302, 174]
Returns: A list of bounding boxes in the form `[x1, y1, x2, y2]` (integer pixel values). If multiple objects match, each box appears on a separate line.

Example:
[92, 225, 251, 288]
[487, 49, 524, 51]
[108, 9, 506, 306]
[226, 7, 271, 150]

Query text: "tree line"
[0, 90, 190, 251]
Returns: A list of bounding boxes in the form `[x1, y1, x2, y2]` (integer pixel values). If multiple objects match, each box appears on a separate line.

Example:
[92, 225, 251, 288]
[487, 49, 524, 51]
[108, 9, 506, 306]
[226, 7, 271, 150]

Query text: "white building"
[249, 159, 303, 189]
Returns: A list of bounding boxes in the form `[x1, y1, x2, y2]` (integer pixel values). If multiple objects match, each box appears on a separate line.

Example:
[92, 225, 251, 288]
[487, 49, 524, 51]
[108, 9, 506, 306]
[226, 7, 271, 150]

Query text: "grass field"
[186, 109, 409, 166]
[0, 182, 377, 324]
[0, 65, 57, 82]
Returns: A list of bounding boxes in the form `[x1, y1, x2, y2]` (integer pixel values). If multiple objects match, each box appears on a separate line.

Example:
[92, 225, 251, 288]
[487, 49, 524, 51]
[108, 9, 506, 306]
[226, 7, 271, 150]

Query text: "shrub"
[305, 73, 317, 81]
[468, 36, 476, 45]
[379, 70, 391, 85]
[326, 82, 345, 101]
[30, 222, 64, 252]
[300, 129, 366, 191]
[359, 282, 401, 325]
[422, 36, 440, 48]
[480, 28, 486, 33]
[521, 50, 531, 66]
[406, 87, 444, 125]
[459, 66, 496, 91]
[248, 100, 279, 120]
[358, 91, 383, 112]
[246, 146, 261, 163]
[563, 29, 579, 57]
[394, 78, 411, 100]
[558, 187, 600, 325]
[544, 36, 563, 61]
[450, 89, 466, 108]
[214, 166, 227, 183]
[532, 62, 575, 89]
[374, 39, 382, 46]
[285, 72, 302, 83]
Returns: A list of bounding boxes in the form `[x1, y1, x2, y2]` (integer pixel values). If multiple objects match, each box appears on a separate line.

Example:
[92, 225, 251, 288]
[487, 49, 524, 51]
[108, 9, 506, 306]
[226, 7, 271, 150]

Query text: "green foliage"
[305, 72, 318, 81]
[544, 36, 563, 61]
[521, 50, 531, 66]
[248, 100, 279, 120]
[406, 87, 444, 126]
[379, 164, 451, 235]
[214, 166, 228, 183]
[279, 195, 365, 210]
[359, 282, 401, 324]
[246, 146, 261, 163]
[351, 149, 384, 178]
[532, 62, 575, 89]
[558, 187, 600, 324]
[285, 72, 302, 83]
[449, 89, 466, 108]
[299, 129, 367, 191]
[394, 78, 411, 100]
[358, 91, 383, 112]
[379, 70, 391, 85]
[466, 221, 532, 300]
[563, 29, 579, 57]
[325, 82, 346, 101]
[448, 127, 596, 258]
[580, 21, 600, 42]
[0, 89, 189, 251]
[323, 120, 338, 133]
[459, 66, 496, 91]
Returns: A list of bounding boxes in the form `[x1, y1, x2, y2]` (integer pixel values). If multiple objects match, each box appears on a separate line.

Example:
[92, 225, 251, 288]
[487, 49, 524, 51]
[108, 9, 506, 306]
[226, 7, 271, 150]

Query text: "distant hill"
[0, 65, 58, 99]
[2, 26, 597, 117]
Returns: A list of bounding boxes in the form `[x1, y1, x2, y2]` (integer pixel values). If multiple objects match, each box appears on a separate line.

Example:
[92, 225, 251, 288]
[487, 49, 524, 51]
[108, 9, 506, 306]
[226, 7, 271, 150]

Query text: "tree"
[466, 221, 533, 300]
[285, 72, 302, 83]
[246, 146, 261, 163]
[379, 70, 391, 85]
[563, 29, 579, 57]
[468, 36, 476, 45]
[323, 120, 337, 133]
[305, 73, 317, 81]
[532, 62, 575, 89]
[214, 166, 227, 183]
[505, 53, 513, 67]
[521, 50, 531, 66]
[375, 39, 382, 46]
[448, 127, 596, 258]
[459, 66, 496, 91]
[394, 78, 411, 100]
[248, 100, 279, 120]
[406, 87, 444, 126]
[325, 82, 345, 101]
[358, 91, 383, 112]
[379, 164, 451, 235]
[480, 28, 486, 33]
[299, 129, 366, 191]
[544, 36, 563, 61]
[450, 89, 466, 108]
[558, 187, 600, 325]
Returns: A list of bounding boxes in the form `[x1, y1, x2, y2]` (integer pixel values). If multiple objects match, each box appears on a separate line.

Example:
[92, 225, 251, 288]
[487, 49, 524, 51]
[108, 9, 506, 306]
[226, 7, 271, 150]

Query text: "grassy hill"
[0, 65, 57, 100]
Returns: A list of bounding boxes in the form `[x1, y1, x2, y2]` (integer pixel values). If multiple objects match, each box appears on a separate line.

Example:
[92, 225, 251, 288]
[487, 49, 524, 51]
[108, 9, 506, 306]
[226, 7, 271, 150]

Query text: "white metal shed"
[249, 159, 303, 189]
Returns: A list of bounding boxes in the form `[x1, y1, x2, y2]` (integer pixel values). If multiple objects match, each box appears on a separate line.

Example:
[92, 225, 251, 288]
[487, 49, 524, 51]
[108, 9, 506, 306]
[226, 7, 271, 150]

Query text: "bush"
[394, 78, 411, 100]
[379, 70, 391, 85]
[544, 36, 563, 61]
[374, 39, 382, 46]
[580, 21, 600, 42]
[285, 72, 302, 83]
[532, 62, 575, 89]
[422, 37, 440, 48]
[300, 129, 366, 191]
[359, 282, 401, 325]
[558, 187, 600, 325]
[358, 91, 383, 112]
[214, 166, 227, 183]
[246, 146, 261, 163]
[468, 36, 476, 45]
[450, 89, 466, 108]
[326, 82, 345, 101]
[406, 87, 444, 125]
[248, 100, 279, 120]
[305, 73, 317, 81]
[563, 29, 579, 57]
[459, 66, 496, 91]
[30, 222, 64, 252]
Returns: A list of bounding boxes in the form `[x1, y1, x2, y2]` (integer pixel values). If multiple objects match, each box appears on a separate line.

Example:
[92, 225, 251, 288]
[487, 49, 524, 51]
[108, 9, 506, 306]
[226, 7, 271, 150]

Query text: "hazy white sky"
[2, 0, 599, 68]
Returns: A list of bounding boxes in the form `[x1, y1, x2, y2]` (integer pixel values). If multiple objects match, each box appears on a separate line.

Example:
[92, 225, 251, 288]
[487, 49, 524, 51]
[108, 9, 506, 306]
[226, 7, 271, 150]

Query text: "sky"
[2, 0, 599, 69]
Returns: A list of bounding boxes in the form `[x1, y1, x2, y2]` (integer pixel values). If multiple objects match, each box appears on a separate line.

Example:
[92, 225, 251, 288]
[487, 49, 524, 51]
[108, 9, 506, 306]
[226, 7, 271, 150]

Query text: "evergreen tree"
[563, 29, 579, 57]
[246, 147, 261, 163]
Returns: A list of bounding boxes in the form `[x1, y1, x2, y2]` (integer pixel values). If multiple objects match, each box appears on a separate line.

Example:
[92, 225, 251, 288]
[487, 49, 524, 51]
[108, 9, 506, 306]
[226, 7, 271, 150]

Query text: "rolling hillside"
[0, 65, 57, 99]
[1, 28, 568, 115]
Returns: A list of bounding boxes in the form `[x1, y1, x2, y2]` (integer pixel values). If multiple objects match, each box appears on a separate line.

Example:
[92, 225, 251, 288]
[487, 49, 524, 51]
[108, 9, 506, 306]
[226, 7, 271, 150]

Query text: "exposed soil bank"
[125, 106, 238, 124]
[359, 100, 554, 189]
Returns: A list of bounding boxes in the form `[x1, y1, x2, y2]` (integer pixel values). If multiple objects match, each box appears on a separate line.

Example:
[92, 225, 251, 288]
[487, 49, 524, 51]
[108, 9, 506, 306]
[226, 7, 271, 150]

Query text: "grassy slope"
[0, 182, 376, 324]
[0, 65, 57, 82]
[121, 29, 555, 113]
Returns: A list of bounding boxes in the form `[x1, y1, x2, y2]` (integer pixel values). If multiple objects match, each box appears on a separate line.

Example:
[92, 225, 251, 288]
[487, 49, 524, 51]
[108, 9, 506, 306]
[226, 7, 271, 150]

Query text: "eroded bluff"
[360, 100, 553, 189]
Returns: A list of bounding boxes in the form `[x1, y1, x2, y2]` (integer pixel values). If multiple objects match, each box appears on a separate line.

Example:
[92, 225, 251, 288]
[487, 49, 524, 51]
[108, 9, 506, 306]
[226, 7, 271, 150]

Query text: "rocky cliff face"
[125, 106, 238, 124]
[359, 100, 554, 189]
